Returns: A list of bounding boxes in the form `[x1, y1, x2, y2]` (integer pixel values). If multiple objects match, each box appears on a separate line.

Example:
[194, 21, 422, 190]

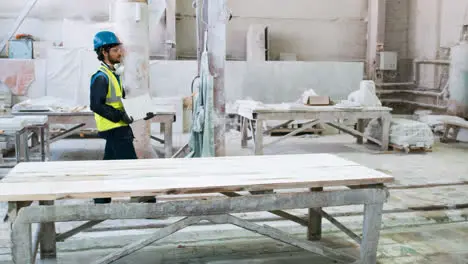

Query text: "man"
[90, 31, 155, 204]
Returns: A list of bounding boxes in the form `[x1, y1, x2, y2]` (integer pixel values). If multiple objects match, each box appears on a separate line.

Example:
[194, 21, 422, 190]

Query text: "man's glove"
[121, 112, 134, 124]
[143, 112, 155, 121]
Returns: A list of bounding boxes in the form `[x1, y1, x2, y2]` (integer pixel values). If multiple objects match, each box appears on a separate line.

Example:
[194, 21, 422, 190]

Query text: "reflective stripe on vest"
[93, 65, 128, 132]
[100, 66, 122, 104]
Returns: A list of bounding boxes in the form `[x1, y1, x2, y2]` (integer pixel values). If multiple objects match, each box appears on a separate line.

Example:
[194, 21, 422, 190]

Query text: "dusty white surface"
[0, 132, 467, 263]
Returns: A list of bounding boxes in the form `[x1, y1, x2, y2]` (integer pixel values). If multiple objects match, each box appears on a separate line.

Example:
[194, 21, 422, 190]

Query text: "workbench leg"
[23, 130, 30, 162]
[14, 131, 21, 163]
[254, 119, 264, 155]
[360, 202, 384, 264]
[31, 128, 39, 149]
[6, 202, 18, 224]
[307, 187, 323, 241]
[11, 222, 33, 264]
[10, 201, 34, 264]
[45, 124, 51, 161]
[380, 115, 391, 151]
[40, 126, 46, 162]
[441, 125, 451, 143]
[164, 121, 173, 158]
[241, 117, 248, 148]
[356, 119, 365, 144]
[39, 201, 57, 260]
[453, 127, 461, 141]
[6, 201, 32, 225]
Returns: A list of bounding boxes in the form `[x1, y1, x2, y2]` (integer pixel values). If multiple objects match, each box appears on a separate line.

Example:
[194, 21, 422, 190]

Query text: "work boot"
[94, 198, 112, 204]
[130, 196, 157, 203]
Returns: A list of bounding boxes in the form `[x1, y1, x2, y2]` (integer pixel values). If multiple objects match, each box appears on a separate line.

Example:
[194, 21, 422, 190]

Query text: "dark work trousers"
[103, 136, 138, 160]
[94, 127, 156, 204]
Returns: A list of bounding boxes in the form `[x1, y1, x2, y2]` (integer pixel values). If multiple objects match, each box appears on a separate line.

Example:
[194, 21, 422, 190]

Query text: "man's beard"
[109, 57, 121, 65]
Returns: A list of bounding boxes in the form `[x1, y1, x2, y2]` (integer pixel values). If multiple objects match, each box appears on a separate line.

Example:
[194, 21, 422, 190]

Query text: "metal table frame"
[238, 108, 392, 155]
[8, 184, 389, 264]
[12, 111, 176, 158]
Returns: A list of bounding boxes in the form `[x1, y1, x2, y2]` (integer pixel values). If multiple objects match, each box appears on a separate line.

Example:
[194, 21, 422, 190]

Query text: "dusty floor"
[1, 131, 468, 263]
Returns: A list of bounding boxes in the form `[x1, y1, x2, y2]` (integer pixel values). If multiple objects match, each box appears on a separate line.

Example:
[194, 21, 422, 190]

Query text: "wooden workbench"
[236, 102, 392, 154]
[12, 110, 176, 158]
[1, 154, 393, 264]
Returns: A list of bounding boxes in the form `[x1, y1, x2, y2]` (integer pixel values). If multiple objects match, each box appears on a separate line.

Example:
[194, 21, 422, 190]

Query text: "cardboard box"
[306, 96, 331, 106]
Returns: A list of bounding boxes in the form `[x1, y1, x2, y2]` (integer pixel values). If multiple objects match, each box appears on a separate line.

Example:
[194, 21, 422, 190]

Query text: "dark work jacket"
[89, 63, 134, 140]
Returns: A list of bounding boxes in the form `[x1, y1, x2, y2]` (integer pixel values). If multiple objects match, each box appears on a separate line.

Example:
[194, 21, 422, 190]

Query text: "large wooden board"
[0, 154, 393, 201]
[235, 101, 392, 120]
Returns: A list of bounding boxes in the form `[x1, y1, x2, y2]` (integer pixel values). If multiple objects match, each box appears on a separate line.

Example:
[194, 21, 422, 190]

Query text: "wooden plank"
[326, 122, 383, 146]
[93, 217, 202, 264]
[11, 222, 32, 264]
[3, 154, 364, 181]
[360, 203, 384, 264]
[264, 119, 321, 147]
[443, 119, 468, 129]
[218, 214, 356, 263]
[0, 166, 393, 201]
[221, 192, 308, 226]
[6, 154, 358, 175]
[0, 154, 393, 201]
[307, 187, 323, 241]
[235, 102, 392, 115]
[315, 209, 362, 244]
[56, 220, 104, 242]
[38, 201, 56, 259]
[163, 120, 173, 158]
[4, 164, 388, 182]
[12, 189, 388, 223]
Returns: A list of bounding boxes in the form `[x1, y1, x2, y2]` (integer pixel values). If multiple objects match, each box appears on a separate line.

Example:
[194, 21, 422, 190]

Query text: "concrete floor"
[1, 130, 468, 263]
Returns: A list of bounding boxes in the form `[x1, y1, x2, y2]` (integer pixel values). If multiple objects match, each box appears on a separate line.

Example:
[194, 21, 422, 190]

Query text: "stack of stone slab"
[366, 118, 434, 149]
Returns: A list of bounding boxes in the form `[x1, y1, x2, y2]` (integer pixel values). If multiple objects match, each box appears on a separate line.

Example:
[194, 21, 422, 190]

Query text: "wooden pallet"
[390, 144, 432, 153]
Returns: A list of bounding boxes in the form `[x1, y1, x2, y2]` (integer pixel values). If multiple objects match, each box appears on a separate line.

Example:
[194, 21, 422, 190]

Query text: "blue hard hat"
[93, 31, 121, 51]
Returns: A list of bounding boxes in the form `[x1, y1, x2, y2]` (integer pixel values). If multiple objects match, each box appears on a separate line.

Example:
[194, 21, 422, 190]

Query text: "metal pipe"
[381, 99, 447, 110]
[0, 0, 39, 53]
[375, 82, 415, 87]
[377, 89, 443, 96]
[413, 59, 450, 85]
[414, 59, 450, 65]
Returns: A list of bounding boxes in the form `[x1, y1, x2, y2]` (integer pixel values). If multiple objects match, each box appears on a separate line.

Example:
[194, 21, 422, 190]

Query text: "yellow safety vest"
[93, 65, 128, 132]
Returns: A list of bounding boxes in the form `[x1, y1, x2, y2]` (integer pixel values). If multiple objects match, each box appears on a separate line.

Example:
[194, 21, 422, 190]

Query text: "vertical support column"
[241, 117, 248, 148]
[165, 0, 176, 59]
[114, 0, 157, 159]
[45, 123, 51, 161]
[307, 187, 323, 241]
[366, 0, 386, 80]
[381, 114, 391, 151]
[6, 202, 18, 223]
[164, 118, 173, 158]
[9, 201, 34, 263]
[357, 119, 365, 144]
[254, 119, 264, 155]
[11, 222, 33, 264]
[207, 0, 227, 157]
[15, 131, 21, 163]
[40, 126, 46, 162]
[39, 201, 57, 260]
[360, 202, 384, 264]
[196, 0, 209, 72]
[22, 130, 29, 162]
[30, 128, 39, 150]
